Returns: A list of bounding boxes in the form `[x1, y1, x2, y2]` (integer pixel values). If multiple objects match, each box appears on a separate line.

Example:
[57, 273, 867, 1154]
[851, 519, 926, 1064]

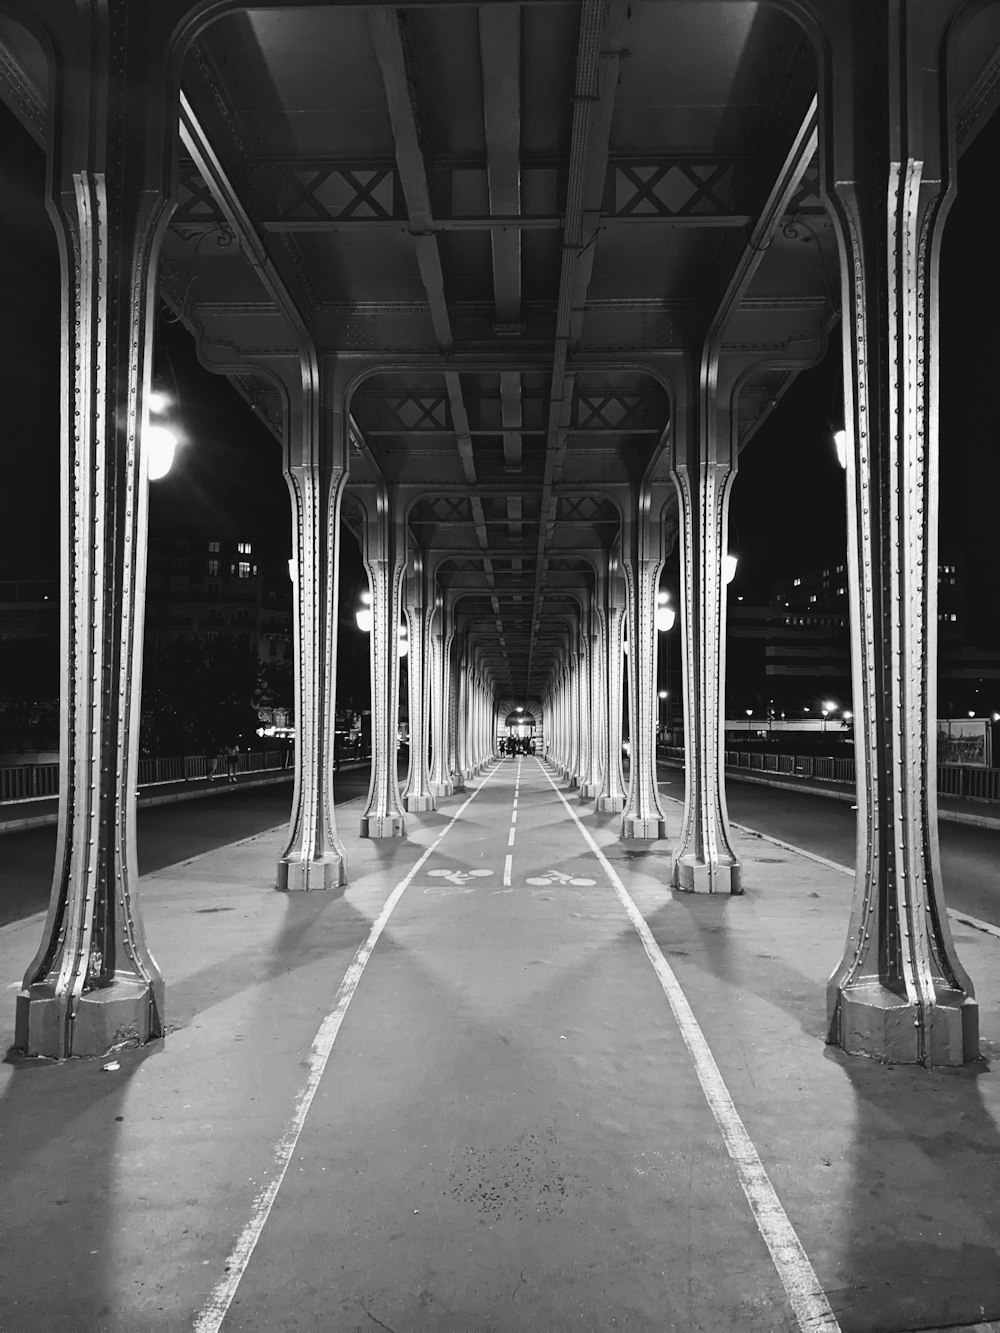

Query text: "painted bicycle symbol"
[525, 869, 595, 887]
[423, 867, 495, 895]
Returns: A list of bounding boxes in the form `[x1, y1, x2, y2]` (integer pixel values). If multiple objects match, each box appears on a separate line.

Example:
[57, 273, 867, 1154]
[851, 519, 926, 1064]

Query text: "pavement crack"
[360, 1304, 399, 1333]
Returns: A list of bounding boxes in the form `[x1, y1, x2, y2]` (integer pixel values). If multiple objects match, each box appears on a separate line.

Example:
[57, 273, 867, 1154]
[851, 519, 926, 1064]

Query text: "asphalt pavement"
[4, 757, 1000, 1331]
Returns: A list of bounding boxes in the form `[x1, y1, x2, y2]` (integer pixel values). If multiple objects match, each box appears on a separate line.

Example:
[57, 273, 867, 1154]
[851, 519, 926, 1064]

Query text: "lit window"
[837, 587, 846, 595]
[208, 541, 220, 553]
[238, 561, 252, 579]
[809, 594, 817, 603]
[207, 559, 219, 577]
[238, 541, 252, 555]
[793, 578, 801, 587]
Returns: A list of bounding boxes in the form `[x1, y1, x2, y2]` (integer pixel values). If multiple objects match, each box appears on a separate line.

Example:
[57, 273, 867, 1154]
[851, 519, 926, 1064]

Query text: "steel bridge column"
[557, 663, 570, 778]
[446, 627, 463, 791]
[278, 441, 349, 891]
[579, 598, 602, 800]
[359, 493, 406, 839]
[622, 539, 668, 840]
[469, 672, 482, 775]
[566, 649, 582, 787]
[596, 566, 628, 814]
[818, 0, 976, 1065]
[455, 636, 471, 784]
[402, 562, 434, 813]
[16, 7, 177, 1058]
[429, 610, 454, 798]
[670, 364, 741, 893]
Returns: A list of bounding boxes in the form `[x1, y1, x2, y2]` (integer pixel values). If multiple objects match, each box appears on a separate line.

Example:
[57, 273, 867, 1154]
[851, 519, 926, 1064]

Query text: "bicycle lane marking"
[193, 761, 505, 1333]
[537, 759, 841, 1333]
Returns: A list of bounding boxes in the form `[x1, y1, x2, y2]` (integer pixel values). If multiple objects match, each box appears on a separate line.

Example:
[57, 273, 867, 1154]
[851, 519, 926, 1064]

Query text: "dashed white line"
[193, 763, 503, 1333]
[539, 761, 840, 1333]
[503, 854, 513, 886]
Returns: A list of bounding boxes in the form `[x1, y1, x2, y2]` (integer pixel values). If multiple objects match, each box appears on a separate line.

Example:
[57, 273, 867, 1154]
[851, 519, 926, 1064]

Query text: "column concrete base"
[403, 792, 436, 812]
[430, 780, 454, 797]
[578, 782, 599, 800]
[359, 813, 406, 839]
[16, 975, 164, 1060]
[595, 795, 625, 814]
[672, 855, 743, 895]
[621, 815, 667, 840]
[829, 981, 979, 1067]
[277, 854, 347, 892]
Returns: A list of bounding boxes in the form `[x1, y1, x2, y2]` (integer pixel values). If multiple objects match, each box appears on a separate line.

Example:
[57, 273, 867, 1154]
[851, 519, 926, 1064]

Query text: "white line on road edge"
[539, 761, 840, 1333]
[725, 809, 1000, 943]
[193, 762, 504, 1333]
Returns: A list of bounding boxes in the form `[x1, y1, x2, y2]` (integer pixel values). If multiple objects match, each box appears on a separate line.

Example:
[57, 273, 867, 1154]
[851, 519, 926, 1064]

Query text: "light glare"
[146, 424, 178, 480]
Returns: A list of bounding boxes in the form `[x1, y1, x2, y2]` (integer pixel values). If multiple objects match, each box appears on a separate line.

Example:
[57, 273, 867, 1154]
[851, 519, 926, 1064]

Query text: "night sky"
[1, 94, 998, 647]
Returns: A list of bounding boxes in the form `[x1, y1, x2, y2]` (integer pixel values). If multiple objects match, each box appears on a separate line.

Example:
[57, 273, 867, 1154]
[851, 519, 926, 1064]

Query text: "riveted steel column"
[670, 358, 741, 894]
[580, 588, 606, 800]
[622, 484, 669, 839]
[596, 560, 628, 814]
[278, 399, 348, 890]
[359, 488, 406, 839]
[566, 645, 582, 787]
[454, 634, 471, 784]
[819, 0, 976, 1065]
[578, 594, 602, 799]
[16, 6, 179, 1059]
[402, 557, 434, 813]
[576, 610, 596, 799]
[445, 625, 464, 791]
[428, 602, 453, 798]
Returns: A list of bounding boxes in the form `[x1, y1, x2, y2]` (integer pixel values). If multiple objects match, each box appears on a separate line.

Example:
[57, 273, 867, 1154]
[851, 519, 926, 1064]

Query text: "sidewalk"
[2, 761, 1000, 1331]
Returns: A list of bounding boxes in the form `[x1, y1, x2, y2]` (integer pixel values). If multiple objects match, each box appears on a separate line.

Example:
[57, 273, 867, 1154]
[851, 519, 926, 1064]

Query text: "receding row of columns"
[11, 0, 982, 1068]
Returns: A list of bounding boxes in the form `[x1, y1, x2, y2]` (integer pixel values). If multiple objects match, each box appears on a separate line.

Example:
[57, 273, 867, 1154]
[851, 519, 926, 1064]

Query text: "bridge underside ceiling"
[5, 0, 984, 702]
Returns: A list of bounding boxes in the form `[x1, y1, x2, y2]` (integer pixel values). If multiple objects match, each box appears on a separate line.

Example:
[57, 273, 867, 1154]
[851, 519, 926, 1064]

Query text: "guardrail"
[659, 745, 1000, 805]
[0, 749, 291, 803]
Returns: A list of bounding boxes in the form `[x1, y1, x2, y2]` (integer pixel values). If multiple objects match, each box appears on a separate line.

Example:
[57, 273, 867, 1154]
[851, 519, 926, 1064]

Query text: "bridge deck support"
[17, 8, 174, 1057]
[821, 0, 976, 1065]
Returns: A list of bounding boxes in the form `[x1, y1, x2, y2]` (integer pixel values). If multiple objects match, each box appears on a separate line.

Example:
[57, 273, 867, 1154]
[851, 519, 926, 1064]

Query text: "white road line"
[539, 761, 840, 1333]
[511, 809, 517, 823]
[193, 762, 504, 1333]
[507, 827, 516, 847]
[723, 811, 1000, 943]
[503, 854, 513, 886]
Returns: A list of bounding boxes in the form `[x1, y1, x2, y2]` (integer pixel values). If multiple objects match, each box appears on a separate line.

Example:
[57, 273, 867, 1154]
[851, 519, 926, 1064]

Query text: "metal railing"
[659, 744, 1000, 805]
[0, 749, 290, 803]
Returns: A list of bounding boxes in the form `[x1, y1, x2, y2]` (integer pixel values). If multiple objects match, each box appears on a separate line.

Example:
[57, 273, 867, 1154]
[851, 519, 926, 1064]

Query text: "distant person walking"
[225, 741, 240, 783]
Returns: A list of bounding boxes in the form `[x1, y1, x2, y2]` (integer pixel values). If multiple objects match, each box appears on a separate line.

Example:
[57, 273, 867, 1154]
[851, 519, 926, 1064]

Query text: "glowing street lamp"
[655, 590, 676, 633]
[833, 429, 848, 469]
[146, 423, 179, 481]
[355, 589, 372, 633]
[723, 553, 738, 584]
